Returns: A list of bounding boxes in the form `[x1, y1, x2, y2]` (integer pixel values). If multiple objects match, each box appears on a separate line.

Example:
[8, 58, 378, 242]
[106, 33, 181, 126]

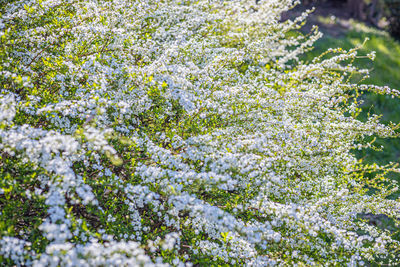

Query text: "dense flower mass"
[0, 0, 400, 265]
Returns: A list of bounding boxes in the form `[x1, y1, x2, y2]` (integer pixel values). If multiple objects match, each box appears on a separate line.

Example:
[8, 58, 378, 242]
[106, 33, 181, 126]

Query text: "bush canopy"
[0, 0, 399, 266]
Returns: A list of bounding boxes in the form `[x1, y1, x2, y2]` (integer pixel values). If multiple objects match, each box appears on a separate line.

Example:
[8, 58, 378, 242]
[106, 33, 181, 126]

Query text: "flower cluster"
[0, 0, 399, 266]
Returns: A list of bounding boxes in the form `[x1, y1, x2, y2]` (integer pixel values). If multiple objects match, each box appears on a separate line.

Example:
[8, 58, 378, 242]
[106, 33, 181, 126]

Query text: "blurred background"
[295, 0, 400, 37]
[288, 0, 400, 185]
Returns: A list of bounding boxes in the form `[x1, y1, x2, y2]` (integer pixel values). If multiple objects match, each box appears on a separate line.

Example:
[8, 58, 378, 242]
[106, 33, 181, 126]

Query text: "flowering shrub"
[0, 0, 400, 265]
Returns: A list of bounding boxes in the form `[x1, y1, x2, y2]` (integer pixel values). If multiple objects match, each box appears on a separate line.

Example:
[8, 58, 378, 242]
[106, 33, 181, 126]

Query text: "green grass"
[303, 21, 400, 181]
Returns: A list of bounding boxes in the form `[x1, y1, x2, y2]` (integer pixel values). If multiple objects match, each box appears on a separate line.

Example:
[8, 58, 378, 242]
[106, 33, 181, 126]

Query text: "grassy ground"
[300, 18, 400, 185]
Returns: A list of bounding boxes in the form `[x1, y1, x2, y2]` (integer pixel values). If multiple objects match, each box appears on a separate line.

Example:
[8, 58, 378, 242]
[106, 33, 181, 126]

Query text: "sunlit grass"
[304, 21, 400, 182]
